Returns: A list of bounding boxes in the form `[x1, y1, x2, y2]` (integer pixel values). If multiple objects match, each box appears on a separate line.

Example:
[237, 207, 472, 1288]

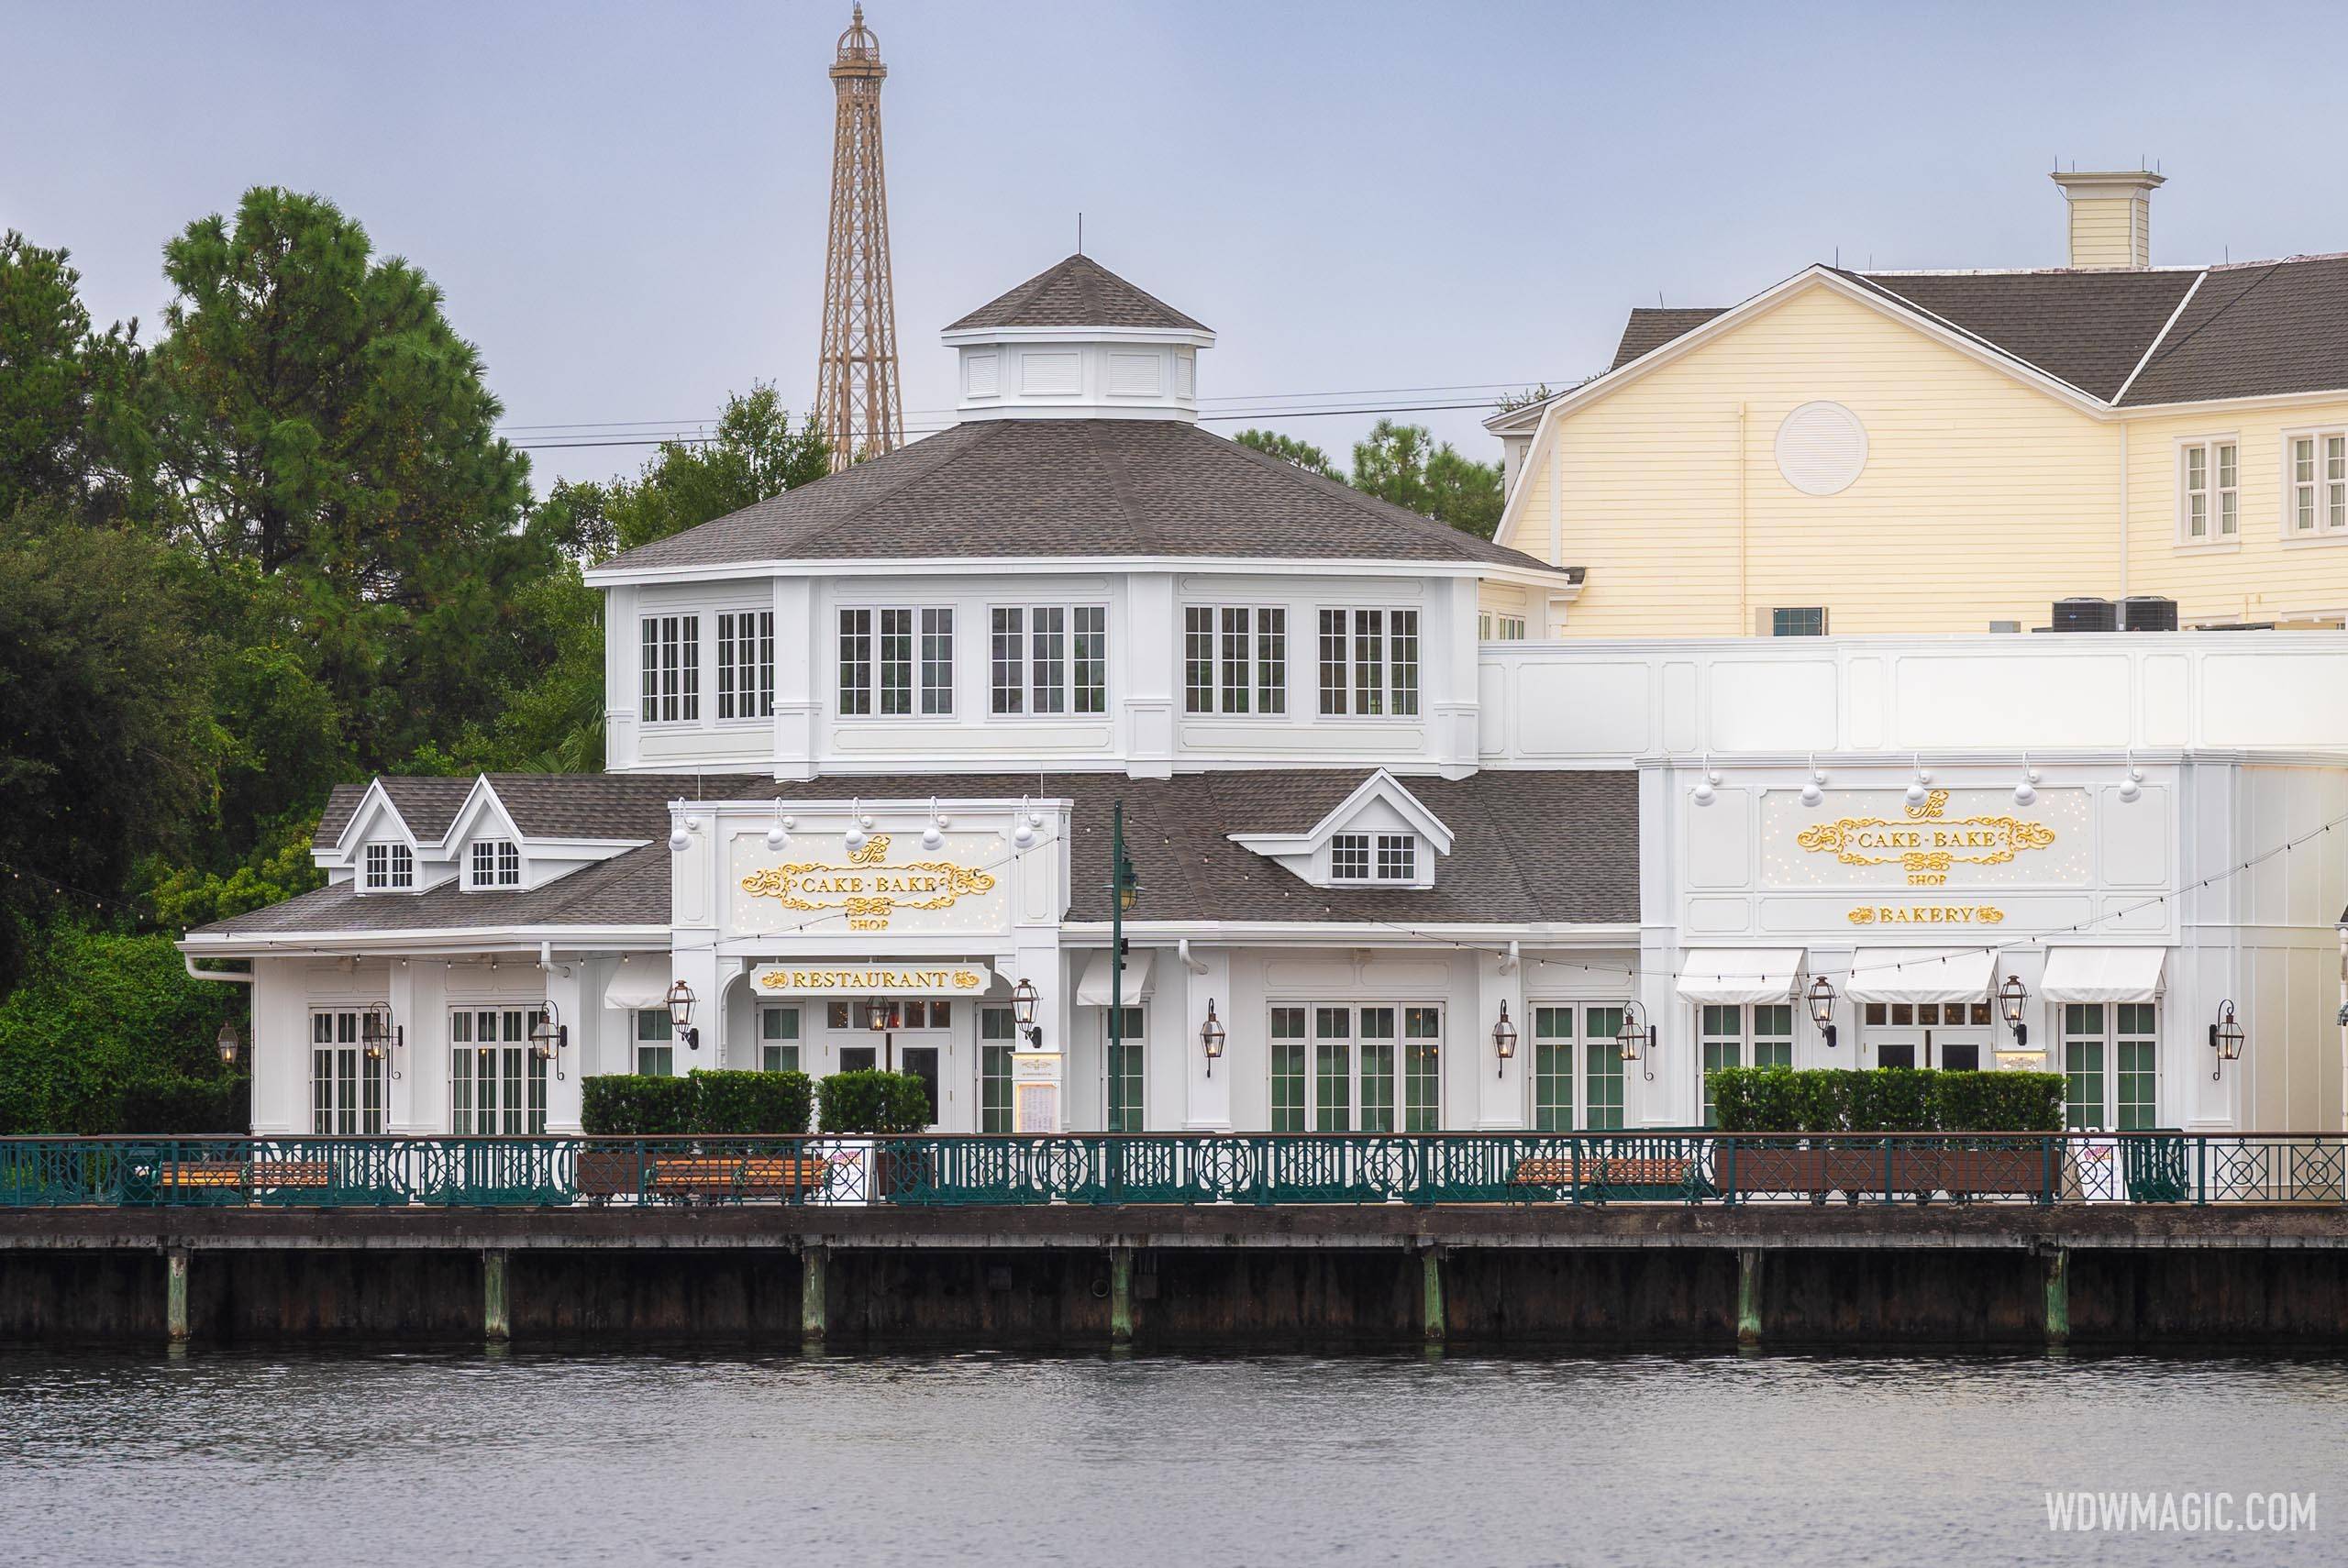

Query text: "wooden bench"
[648, 1155, 833, 1199]
[152, 1160, 335, 1198]
[1512, 1156, 1695, 1192]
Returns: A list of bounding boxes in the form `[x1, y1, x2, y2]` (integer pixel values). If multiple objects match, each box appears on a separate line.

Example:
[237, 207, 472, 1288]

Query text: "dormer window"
[469, 839, 521, 889]
[1330, 832, 1418, 884]
[364, 842, 414, 891]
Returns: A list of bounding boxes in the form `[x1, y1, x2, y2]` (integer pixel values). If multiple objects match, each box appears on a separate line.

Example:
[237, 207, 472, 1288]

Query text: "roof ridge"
[1086, 421, 1163, 554]
[768, 423, 998, 555]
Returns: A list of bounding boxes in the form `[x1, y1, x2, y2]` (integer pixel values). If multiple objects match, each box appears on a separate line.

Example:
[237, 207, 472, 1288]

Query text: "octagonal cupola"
[942, 253, 1216, 422]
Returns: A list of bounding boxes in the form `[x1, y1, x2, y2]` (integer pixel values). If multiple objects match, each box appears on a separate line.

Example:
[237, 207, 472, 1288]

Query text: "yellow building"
[1484, 171, 2348, 637]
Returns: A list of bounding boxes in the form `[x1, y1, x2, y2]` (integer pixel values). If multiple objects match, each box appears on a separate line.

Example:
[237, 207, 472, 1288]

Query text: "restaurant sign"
[752, 964, 991, 996]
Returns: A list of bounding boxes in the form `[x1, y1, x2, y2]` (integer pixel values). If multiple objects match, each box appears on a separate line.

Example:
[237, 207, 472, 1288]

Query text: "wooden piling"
[482, 1249, 510, 1342]
[1735, 1248, 1762, 1346]
[165, 1247, 190, 1343]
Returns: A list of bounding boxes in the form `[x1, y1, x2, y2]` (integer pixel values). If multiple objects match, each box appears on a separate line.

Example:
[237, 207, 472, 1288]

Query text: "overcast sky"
[12, 0, 2348, 491]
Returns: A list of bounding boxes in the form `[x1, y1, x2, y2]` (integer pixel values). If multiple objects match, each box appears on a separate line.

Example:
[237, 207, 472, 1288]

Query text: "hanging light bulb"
[669, 822, 692, 853]
[2119, 753, 2143, 805]
[1904, 758, 1932, 809]
[1013, 796, 1036, 848]
[2013, 755, 2039, 809]
[844, 796, 869, 854]
[1690, 754, 1719, 808]
[766, 804, 793, 853]
[1800, 755, 1826, 809]
[922, 797, 945, 852]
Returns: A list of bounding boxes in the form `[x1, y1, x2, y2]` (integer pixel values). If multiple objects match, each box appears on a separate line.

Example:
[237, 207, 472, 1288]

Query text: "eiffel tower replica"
[814, 4, 904, 472]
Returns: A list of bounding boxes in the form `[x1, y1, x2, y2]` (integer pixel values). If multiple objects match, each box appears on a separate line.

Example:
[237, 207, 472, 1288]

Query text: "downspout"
[2117, 420, 2129, 603]
[1177, 938, 1210, 976]
[1737, 403, 1751, 634]
[1499, 941, 1522, 975]
[183, 955, 256, 985]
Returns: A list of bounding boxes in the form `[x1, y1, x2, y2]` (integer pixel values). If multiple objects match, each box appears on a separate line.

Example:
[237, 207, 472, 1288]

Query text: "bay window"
[716, 610, 774, 719]
[841, 606, 951, 716]
[1317, 608, 1420, 716]
[639, 613, 700, 723]
[991, 603, 1107, 715]
[1183, 605, 1286, 714]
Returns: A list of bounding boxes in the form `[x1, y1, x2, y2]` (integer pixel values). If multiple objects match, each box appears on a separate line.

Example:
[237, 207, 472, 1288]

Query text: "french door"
[310, 1010, 385, 1135]
[1268, 1003, 1441, 1132]
[450, 1007, 548, 1134]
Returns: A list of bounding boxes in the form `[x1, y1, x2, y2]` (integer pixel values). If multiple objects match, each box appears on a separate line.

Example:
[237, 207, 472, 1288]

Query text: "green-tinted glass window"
[1269, 1006, 1307, 1132]
[1108, 1041, 1145, 1132]
[1532, 1006, 1574, 1131]
[760, 1006, 801, 1074]
[635, 1009, 675, 1077]
[1700, 1004, 1742, 1128]
[1313, 1006, 1351, 1132]
[2116, 1003, 2157, 1132]
[980, 1005, 1015, 1133]
[1752, 1003, 1793, 1069]
[1583, 1006, 1625, 1131]
[1357, 1007, 1396, 1133]
[1402, 1006, 1441, 1132]
[2064, 1003, 2106, 1131]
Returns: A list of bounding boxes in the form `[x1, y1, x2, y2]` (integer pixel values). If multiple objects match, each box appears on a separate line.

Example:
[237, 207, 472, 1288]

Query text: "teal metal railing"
[0, 1132, 2340, 1209]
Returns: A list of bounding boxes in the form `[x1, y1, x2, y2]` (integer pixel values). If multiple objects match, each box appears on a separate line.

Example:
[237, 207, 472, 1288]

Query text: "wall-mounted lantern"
[1998, 974, 2030, 1049]
[1200, 999, 1226, 1077]
[1012, 977, 1043, 1048]
[529, 1002, 568, 1080]
[216, 1021, 242, 1066]
[1491, 1000, 1518, 1078]
[1616, 1001, 1657, 1081]
[2209, 999, 2244, 1081]
[666, 979, 701, 1052]
[1805, 975, 1838, 1049]
[360, 1000, 405, 1080]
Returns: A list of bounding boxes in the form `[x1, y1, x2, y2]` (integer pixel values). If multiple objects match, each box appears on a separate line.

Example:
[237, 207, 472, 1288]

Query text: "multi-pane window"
[2180, 440, 2238, 541]
[2063, 1002, 2157, 1131]
[1479, 613, 1526, 640]
[759, 1006, 802, 1074]
[1533, 1005, 1626, 1131]
[1750, 1004, 1794, 1069]
[469, 839, 520, 889]
[364, 842, 414, 890]
[715, 610, 775, 720]
[1106, 1005, 1146, 1132]
[841, 607, 949, 717]
[1376, 834, 1417, 882]
[826, 999, 952, 1030]
[635, 1010, 675, 1077]
[449, 1007, 547, 1135]
[1182, 605, 1286, 714]
[991, 604, 1108, 715]
[1700, 1004, 1743, 1128]
[980, 1006, 1016, 1134]
[2116, 1003, 2157, 1131]
[2063, 1004, 2105, 1131]
[1329, 834, 1371, 881]
[310, 1010, 384, 1135]
[1276, 1003, 1438, 1132]
[2287, 433, 2348, 536]
[1329, 833, 1417, 884]
[639, 614, 700, 723]
[1317, 609, 1420, 717]
[1771, 607, 1827, 636]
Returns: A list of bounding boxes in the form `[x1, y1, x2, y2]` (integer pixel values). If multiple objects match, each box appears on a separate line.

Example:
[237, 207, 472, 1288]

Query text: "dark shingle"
[1610, 308, 1729, 370]
[2121, 257, 2348, 405]
[596, 419, 1553, 574]
[946, 254, 1209, 334]
[1847, 269, 2198, 399]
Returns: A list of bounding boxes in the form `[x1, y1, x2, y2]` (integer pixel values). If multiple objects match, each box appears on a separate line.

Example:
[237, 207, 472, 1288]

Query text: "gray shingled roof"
[595, 419, 1554, 574]
[1608, 258, 2348, 406]
[946, 254, 1210, 334]
[216, 768, 1639, 937]
[314, 774, 768, 849]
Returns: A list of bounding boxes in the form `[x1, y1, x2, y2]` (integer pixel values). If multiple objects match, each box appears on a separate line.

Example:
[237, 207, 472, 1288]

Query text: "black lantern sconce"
[1805, 975, 1838, 1050]
[528, 1002, 569, 1080]
[1491, 1000, 1519, 1078]
[1616, 1001, 1657, 1081]
[1998, 974, 2030, 1049]
[2209, 999, 2244, 1081]
[360, 1000, 404, 1080]
[1201, 999, 1226, 1077]
[866, 993, 893, 1033]
[665, 979, 701, 1051]
[1012, 977, 1044, 1049]
[216, 1021, 242, 1066]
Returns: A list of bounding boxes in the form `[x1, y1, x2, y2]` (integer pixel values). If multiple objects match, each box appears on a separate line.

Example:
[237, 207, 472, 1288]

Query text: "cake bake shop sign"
[737, 834, 1000, 933]
[1795, 790, 2057, 888]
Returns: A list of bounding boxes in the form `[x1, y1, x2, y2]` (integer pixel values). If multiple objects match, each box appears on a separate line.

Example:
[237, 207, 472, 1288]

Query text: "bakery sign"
[730, 832, 1006, 935]
[1766, 788, 2085, 890]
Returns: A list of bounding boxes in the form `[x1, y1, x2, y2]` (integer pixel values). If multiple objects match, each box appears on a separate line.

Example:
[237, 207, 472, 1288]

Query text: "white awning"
[1674, 949, 1803, 1006]
[1076, 950, 1154, 1006]
[603, 958, 671, 1011]
[1846, 948, 1995, 1006]
[2041, 947, 2166, 1004]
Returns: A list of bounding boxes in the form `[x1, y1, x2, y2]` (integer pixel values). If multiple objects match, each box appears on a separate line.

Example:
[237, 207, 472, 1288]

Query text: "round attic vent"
[1774, 401, 1868, 496]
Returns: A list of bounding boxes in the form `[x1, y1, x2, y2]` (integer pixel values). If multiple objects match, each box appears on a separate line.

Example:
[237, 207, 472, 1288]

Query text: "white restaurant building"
[181, 257, 2348, 1139]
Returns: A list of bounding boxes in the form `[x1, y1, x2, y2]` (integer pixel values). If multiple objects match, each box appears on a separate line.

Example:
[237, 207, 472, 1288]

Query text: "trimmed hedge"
[688, 1069, 813, 1135]
[817, 1070, 932, 1133]
[1710, 1067, 2064, 1133]
[581, 1074, 695, 1136]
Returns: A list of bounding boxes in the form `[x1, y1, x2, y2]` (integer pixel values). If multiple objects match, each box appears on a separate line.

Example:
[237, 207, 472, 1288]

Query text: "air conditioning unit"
[2121, 596, 2179, 632]
[2051, 597, 2117, 633]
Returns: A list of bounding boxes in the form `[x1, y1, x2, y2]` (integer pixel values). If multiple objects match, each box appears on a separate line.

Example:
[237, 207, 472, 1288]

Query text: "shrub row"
[581, 1069, 814, 1136]
[814, 1070, 933, 1134]
[1708, 1067, 2064, 1133]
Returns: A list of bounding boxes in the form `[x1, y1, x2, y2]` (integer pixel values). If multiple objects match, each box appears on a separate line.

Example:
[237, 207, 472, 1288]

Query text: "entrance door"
[1863, 1000, 1992, 1069]
[899, 1045, 941, 1127]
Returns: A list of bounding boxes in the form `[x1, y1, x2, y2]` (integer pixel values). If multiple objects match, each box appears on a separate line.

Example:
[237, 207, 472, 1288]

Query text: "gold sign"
[1846, 904, 2006, 926]
[739, 834, 998, 933]
[1798, 790, 2055, 887]
[754, 965, 988, 995]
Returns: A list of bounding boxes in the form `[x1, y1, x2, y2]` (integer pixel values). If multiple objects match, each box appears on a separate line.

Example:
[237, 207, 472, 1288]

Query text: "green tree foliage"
[0, 230, 148, 525]
[1348, 417, 1505, 540]
[0, 925, 245, 1134]
[0, 519, 218, 984]
[147, 812, 324, 932]
[1234, 427, 1341, 479]
[602, 382, 830, 555]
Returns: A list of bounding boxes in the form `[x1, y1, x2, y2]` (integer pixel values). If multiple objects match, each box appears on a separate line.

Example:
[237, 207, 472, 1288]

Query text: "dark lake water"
[1, 1348, 2337, 1566]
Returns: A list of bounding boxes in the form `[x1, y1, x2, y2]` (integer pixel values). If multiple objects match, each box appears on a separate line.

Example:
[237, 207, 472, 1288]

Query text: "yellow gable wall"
[1507, 282, 2119, 635]
[1506, 282, 2348, 635]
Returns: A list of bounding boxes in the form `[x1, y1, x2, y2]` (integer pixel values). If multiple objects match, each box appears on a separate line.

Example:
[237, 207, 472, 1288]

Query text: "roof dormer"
[1228, 770, 1454, 891]
[941, 254, 1215, 423]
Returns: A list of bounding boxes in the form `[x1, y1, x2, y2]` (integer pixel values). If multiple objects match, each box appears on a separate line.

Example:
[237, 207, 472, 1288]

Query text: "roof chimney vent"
[2050, 169, 2164, 269]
